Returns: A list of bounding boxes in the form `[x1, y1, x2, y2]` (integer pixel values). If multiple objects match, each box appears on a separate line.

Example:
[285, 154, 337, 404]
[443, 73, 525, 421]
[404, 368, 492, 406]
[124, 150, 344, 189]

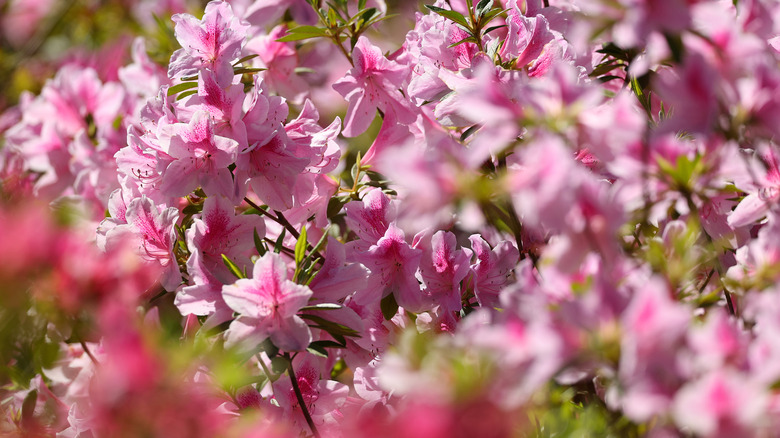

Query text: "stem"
[244, 197, 299, 238]
[333, 35, 354, 66]
[244, 198, 325, 261]
[285, 354, 320, 438]
[79, 340, 100, 367]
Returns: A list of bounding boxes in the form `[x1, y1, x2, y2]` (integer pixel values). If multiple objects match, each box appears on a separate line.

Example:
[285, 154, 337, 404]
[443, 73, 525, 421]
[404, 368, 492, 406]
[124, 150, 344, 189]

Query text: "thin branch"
[79, 340, 100, 367]
[285, 354, 320, 438]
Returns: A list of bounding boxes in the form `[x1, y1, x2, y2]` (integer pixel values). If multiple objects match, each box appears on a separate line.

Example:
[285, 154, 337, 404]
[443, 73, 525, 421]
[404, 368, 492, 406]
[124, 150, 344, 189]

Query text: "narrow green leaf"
[476, 0, 493, 16]
[300, 314, 361, 337]
[277, 25, 330, 42]
[460, 124, 481, 142]
[478, 7, 507, 26]
[222, 254, 246, 279]
[300, 303, 343, 311]
[233, 54, 259, 65]
[273, 229, 287, 254]
[233, 67, 267, 75]
[359, 0, 367, 9]
[589, 61, 622, 77]
[254, 228, 267, 256]
[448, 35, 478, 48]
[295, 225, 308, 266]
[307, 344, 329, 357]
[327, 8, 339, 26]
[380, 293, 399, 320]
[310, 340, 347, 349]
[176, 89, 198, 101]
[484, 24, 507, 35]
[425, 5, 471, 29]
[167, 81, 198, 96]
[294, 67, 316, 74]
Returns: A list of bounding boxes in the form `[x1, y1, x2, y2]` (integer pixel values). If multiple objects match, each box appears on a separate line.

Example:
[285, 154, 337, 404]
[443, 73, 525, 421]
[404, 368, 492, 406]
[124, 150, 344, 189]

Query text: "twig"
[79, 340, 100, 367]
[285, 353, 320, 438]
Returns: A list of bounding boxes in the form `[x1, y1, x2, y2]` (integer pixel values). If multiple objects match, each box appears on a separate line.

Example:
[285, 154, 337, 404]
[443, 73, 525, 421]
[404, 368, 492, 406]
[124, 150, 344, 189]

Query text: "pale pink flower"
[223, 252, 313, 351]
[468, 235, 519, 308]
[672, 370, 768, 437]
[333, 36, 417, 137]
[168, 1, 250, 86]
[356, 224, 424, 312]
[159, 111, 237, 198]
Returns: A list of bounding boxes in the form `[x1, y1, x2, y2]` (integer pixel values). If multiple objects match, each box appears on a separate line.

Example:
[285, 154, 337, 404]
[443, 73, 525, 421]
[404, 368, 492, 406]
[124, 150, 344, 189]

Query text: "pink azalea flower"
[223, 252, 313, 351]
[344, 188, 396, 251]
[418, 230, 472, 313]
[500, 2, 556, 69]
[100, 195, 182, 291]
[468, 235, 519, 308]
[309, 237, 369, 303]
[356, 224, 423, 312]
[168, 1, 250, 86]
[159, 111, 237, 198]
[237, 133, 308, 210]
[672, 370, 768, 437]
[178, 69, 249, 150]
[273, 354, 349, 433]
[186, 195, 265, 285]
[175, 250, 234, 328]
[333, 36, 417, 137]
[728, 147, 780, 228]
[245, 25, 309, 104]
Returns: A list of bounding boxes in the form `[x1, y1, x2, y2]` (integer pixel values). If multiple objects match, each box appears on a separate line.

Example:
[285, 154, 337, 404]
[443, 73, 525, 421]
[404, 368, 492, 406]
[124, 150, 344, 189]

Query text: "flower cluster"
[3, 0, 780, 436]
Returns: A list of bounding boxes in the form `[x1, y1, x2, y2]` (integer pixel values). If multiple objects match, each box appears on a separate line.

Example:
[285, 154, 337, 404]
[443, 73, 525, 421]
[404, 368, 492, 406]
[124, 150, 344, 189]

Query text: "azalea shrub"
[2, 0, 780, 436]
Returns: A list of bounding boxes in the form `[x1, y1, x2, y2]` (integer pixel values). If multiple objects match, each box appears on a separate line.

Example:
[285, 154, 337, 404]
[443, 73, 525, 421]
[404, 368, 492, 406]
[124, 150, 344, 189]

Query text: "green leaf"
[270, 356, 289, 374]
[327, 196, 349, 218]
[380, 293, 399, 320]
[254, 228, 267, 256]
[233, 54, 259, 65]
[294, 67, 316, 74]
[274, 229, 287, 254]
[483, 24, 507, 35]
[311, 339, 347, 349]
[425, 5, 471, 29]
[277, 25, 330, 42]
[176, 89, 198, 101]
[300, 314, 361, 337]
[478, 7, 506, 26]
[476, 0, 493, 16]
[260, 338, 279, 358]
[233, 67, 266, 75]
[307, 344, 329, 357]
[222, 254, 246, 279]
[300, 303, 343, 311]
[182, 203, 203, 215]
[327, 7, 339, 27]
[21, 390, 37, 425]
[589, 61, 622, 77]
[167, 81, 198, 96]
[359, 0, 367, 9]
[295, 225, 308, 266]
[448, 35, 478, 48]
[460, 124, 481, 142]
